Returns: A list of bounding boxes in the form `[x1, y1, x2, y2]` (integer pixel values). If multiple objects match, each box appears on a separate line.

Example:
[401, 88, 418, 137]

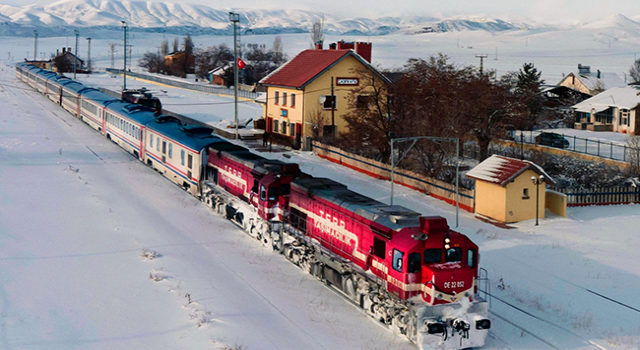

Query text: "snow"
[2, 27, 640, 349]
[573, 86, 640, 112]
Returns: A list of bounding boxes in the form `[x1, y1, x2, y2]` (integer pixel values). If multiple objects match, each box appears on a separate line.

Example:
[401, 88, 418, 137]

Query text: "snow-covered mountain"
[0, 0, 532, 36]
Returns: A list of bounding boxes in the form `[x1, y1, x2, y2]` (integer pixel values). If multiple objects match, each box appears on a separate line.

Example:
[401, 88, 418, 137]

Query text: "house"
[24, 59, 52, 70]
[572, 86, 640, 134]
[208, 63, 232, 86]
[164, 51, 195, 74]
[558, 64, 625, 96]
[259, 40, 390, 148]
[53, 47, 84, 72]
[466, 155, 556, 223]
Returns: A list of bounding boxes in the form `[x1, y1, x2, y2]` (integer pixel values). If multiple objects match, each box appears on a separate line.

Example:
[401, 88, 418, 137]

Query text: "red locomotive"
[202, 150, 490, 350]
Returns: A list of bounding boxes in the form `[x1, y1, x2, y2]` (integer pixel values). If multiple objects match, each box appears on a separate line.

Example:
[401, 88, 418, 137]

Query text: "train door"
[162, 140, 167, 163]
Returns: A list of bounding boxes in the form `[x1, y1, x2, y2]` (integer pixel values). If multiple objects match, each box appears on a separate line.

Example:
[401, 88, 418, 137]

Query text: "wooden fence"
[312, 142, 475, 212]
[550, 185, 640, 206]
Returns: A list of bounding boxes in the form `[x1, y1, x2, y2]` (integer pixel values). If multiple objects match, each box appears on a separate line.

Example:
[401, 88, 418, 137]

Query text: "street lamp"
[73, 29, 79, 79]
[121, 21, 127, 91]
[229, 11, 240, 140]
[531, 174, 545, 226]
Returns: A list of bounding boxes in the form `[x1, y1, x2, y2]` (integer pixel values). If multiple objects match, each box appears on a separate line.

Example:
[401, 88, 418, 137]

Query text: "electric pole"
[229, 12, 240, 140]
[33, 30, 38, 61]
[121, 21, 127, 90]
[86, 37, 91, 72]
[73, 29, 79, 79]
[475, 54, 488, 75]
[330, 77, 335, 139]
[109, 43, 116, 68]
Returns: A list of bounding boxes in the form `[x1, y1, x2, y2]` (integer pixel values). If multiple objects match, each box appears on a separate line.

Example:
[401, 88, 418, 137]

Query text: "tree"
[160, 40, 169, 56]
[183, 34, 195, 74]
[310, 17, 324, 48]
[172, 37, 179, 53]
[272, 36, 284, 64]
[194, 44, 233, 79]
[53, 54, 72, 73]
[138, 51, 164, 73]
[629, 58, 640, 83]
[514, 63, 545, 129]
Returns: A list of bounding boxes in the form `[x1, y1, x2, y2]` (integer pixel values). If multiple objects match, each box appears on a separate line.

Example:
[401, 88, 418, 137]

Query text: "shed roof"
[466, 155, 555, 186]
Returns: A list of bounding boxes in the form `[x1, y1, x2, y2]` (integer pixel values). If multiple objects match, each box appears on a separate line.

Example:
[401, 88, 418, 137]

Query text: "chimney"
[62, 47, 66, 53]
[315, 41, 323, 50]
[578, 64, 591, 75]
[355, 42, 372, 63]
[329, 43, 337, 50]
[57, 49, 59, 56]
[336, 40, 354, 50]
[68, 47, 72, 53]
[597, 70, 601, 79]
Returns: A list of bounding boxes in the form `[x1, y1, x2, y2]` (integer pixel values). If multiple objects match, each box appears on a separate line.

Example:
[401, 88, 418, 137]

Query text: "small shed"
[467, 155, 556, 223]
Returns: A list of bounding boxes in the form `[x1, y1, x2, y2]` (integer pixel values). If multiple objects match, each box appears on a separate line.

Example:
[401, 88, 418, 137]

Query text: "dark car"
[535, 132, 570, 148]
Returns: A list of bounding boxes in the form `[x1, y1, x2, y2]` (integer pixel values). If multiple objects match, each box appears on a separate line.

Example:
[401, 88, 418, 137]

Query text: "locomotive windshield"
[424, 249, 441, 264]
[445, 248, 463, 262]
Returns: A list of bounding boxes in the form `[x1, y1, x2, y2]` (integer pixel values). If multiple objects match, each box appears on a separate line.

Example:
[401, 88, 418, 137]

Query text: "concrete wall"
[312, 142, 475, 212]
[546, 190, 568, 217]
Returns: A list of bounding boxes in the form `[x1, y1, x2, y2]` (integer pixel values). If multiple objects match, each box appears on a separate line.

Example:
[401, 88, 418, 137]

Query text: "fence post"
[585, 138, 588, 154]
[597, 140, 600, 157]
[573, 136, 576, 152]
[611, 143, 613, 159]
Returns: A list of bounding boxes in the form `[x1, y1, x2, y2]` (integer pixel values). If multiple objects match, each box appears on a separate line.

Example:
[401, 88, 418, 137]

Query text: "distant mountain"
[0, 0, 535, 37]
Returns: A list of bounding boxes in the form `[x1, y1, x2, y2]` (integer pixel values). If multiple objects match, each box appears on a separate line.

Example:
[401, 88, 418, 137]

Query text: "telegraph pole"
[121, 21, 127, 90]
[86, 37, 92, 72]
[109, 43, 116, 68]
[73, 29, 79, 79]
[33, 30, 38, 61]
[475, 54, 488, 75]
[229, 12, 240, 140]
[330, 77, 335, 139]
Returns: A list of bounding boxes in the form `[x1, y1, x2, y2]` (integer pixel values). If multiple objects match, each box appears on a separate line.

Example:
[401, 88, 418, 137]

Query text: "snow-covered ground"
[3, 28, 640, 348]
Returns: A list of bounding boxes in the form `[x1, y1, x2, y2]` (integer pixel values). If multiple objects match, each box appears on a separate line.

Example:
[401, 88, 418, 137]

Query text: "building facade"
[572, 86, 640, 135]
[558, 64, 625, 96]
[259, 41, 388, 148]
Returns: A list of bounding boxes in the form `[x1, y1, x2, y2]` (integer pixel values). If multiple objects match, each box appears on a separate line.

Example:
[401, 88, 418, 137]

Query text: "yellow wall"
[264, 54, 380, 139]
[475, 180, 507, 222]
[546, 191, 567, 218]
[504, 169, 546, 223]
[264, 86, 303, 137]
[559, 73, 594, 95]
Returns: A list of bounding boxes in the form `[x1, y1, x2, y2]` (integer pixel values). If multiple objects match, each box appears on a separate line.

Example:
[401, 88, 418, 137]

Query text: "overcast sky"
[5, 0, 640, 23]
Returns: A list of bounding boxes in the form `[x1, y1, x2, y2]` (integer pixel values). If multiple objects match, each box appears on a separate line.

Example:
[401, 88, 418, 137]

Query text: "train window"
[467, 249, 476, 268]
[260, 185, 266, 201]
[424, 249, 442, 264]
[252, 179, 259, 193]
[156, 138, 160, 151]
[188, 154, 193, 169]
[162, 141, 167, 154]
[168, 143, 173, 158]
[408, 252, 421, 273]
[373, 237, 386, 259]
[181, 150, 185, 165]
[445, 248, 463, 262]
[268, 187, 279, 201]
[280, 183, 290, 196]
[392, 249, 404, 273]
[150, 134, 154, 147]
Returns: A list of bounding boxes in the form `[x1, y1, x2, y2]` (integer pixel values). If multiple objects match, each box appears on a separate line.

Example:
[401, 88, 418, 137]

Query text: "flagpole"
[229, 12, 240, 140]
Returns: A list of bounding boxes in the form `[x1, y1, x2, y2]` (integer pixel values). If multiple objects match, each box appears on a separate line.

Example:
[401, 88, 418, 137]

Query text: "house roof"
[573, 86, 640, 113]
[260, 49, 390, 89]
[466, 155, 555, 187]
[59, 51, 84, 63]
[208, 63, 232, 75]
[561, 71, 625, 92]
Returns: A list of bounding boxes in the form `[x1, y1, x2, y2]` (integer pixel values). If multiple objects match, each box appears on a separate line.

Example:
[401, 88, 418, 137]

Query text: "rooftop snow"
[573, 86, 640, 112]
[466, 154, 554, 186]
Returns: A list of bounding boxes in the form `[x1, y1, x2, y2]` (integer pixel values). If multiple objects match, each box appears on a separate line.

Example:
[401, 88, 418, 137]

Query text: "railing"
[105, 68, 260, 100]
[549, 185, 640, 206]
[512, 130, 631, 163]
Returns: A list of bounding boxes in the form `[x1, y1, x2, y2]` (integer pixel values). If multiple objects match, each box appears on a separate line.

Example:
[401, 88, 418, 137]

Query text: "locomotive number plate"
[443, 281, 464, 289]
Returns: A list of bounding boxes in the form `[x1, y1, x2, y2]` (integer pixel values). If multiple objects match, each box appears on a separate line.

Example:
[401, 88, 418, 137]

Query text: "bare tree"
[272, 36, 284, 64]
[627, 135, 640, 173]
[160, 39, 169, 56]
[306, 107, 329, 140]
[138, 52, 163, 73]
[630, 59, 640, 84]
[172, 37, 179, 53]
[194, 44, 233, 79]
[309, 16, 324, 47]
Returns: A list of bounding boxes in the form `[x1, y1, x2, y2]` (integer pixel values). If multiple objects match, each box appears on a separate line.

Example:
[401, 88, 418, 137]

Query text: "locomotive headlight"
[444, 244, 451, 250]
[475, 319, 491, 330]
[444, 237, 451, 244]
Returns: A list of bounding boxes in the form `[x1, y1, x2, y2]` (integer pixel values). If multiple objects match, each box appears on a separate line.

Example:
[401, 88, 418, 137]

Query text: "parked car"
[535, 132, 570, 148]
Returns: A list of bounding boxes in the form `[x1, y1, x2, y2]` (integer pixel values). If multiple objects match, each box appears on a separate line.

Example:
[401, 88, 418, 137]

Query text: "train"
[15, 62, 491, 350]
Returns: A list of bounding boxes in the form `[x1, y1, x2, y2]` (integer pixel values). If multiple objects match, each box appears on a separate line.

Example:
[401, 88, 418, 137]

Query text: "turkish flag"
[237, 58, 245, 70]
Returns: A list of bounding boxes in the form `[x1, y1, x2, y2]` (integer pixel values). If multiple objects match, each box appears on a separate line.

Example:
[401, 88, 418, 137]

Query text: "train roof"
[38, 71, 58, 79]
[81, 88, 120, 106]
[210, 142, 298, 175]
[61, 81, 86, 93]
[146, 117, 220, 151]
[105, 101, 158, 124]
[48, 75, 72, 84]
[292, 177, 421, 231]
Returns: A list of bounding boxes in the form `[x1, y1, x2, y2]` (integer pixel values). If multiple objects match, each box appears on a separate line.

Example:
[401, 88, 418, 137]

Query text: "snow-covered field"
[2, 26, 640, 349]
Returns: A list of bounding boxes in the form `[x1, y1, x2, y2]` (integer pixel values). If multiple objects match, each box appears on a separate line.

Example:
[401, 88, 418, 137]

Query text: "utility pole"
[73, 29, 79, 79]
[475, 54, 488, 75]
[109, 43, 116, 68]
[330, 76, 335, 139]
[229, 12, 240, 140]
[33, 30, 38, 61]
[121, 21, 127, 90]
[86, 37, 91, 72]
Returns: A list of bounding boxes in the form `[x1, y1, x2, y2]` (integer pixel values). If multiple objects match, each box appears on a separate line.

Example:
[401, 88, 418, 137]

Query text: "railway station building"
[259, 41, 391, 149]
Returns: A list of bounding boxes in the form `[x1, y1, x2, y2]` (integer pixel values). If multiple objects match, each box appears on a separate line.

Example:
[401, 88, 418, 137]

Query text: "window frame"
[274, 91, 279, 105]
[291, 93, 296, 107]
[392, 249, 404, 273]
[321, 95, 337, 110]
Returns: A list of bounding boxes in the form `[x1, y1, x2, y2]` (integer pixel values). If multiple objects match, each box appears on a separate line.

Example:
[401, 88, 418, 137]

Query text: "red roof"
[260, 49, 352, 88]
[466, 155, 554, 187]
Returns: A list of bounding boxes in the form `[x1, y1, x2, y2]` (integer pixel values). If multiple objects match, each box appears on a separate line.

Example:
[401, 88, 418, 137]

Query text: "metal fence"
[105, 68, 260, 100]
[513, 130, 632, 163]
[549, 185, 640, 206]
